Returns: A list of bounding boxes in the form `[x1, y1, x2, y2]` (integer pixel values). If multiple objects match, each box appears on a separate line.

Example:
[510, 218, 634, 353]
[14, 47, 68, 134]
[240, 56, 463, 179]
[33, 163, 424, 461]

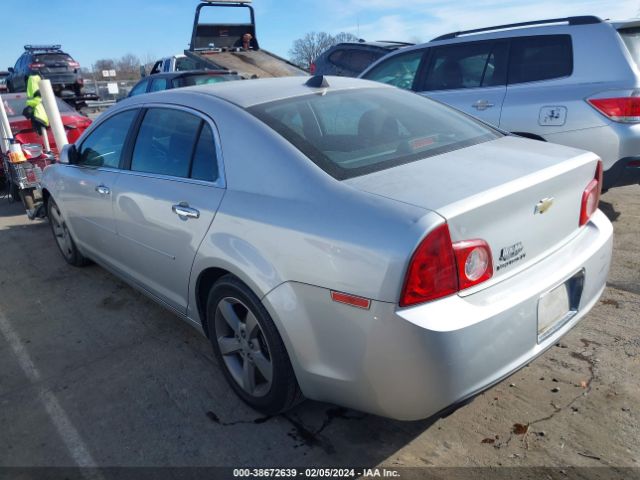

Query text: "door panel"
[56, 109, 139, 265]
[417, 40, 508, 126]
[57, 167, 120, 264]
[424, 86, 506, 126]
[112, 175, 224, 312]
[109, 107, 226, 313]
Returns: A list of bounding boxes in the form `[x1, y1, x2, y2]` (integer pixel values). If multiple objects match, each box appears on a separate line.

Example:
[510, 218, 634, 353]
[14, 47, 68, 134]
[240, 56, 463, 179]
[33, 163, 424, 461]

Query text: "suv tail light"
[29, 63, 45, 69]
[68, 61, 80, 68]
[579, 160, 603, 227]
[587, 97, 640, 123]
[309, 62, 316, 74]
[400, 224, 493, 307]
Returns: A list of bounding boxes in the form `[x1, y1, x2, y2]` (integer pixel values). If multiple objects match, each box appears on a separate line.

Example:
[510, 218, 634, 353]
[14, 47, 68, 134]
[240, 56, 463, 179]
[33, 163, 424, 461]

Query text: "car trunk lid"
[344, 136, 600, 286]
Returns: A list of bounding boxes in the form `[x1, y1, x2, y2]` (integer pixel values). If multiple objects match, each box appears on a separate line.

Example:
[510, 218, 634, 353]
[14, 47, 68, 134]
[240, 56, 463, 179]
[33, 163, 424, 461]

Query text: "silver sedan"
[42, 76, 612, 420]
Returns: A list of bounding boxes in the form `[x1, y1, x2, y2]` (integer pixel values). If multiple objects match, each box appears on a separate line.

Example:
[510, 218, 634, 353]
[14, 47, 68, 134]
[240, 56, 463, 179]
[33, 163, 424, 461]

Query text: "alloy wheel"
[214, 296, 274, 397]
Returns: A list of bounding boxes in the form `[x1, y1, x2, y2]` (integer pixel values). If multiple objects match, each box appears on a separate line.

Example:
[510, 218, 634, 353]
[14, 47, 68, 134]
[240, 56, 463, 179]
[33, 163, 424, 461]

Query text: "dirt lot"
[0, 184, 638, 475]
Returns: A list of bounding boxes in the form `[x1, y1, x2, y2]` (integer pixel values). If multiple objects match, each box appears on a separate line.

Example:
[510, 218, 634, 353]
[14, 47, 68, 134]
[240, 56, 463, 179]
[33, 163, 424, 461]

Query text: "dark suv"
[7, 45, 83, 96]
[311, 41, 413, 77]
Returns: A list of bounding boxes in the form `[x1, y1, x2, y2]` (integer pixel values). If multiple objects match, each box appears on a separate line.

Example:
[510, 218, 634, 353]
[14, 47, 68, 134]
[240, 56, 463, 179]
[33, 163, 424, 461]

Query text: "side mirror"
[59, 144, 77, 165]
[8, 67, 14, 73]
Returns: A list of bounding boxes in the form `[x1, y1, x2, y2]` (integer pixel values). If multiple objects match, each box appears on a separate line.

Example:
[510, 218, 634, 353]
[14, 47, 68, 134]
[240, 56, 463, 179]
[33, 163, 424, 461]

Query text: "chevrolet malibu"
[41, 76, 613, 420]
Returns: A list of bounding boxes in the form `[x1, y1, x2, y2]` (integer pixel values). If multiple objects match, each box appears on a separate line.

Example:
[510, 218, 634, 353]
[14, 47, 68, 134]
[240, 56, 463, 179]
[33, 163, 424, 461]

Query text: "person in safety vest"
[22, 75, 49, 136]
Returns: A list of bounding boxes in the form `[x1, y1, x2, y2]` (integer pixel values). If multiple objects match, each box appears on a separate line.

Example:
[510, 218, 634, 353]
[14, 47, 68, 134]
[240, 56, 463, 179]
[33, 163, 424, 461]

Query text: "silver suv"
[360, 16, 640, 190]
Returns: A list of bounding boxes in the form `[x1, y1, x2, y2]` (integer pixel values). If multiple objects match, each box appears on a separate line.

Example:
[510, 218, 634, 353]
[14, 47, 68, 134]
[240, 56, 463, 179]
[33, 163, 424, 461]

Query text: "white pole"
[39, 79, 68, 152]
[0, 95, 12, 154]
[41, 129, 51, 153]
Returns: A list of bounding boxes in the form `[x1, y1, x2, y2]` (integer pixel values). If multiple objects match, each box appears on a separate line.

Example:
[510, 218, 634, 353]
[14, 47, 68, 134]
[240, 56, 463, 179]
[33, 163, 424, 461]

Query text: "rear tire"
[8, 181, 21, 202]
[206, 275, 303, 415]
[47, 198, 89, 267]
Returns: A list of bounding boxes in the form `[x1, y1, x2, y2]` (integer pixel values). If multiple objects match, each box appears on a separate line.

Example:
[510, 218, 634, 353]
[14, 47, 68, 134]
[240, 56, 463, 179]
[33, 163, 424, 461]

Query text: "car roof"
[147, 70, 237, 80]
[333, 40, 414, 50]
[128, 76, 392, 109]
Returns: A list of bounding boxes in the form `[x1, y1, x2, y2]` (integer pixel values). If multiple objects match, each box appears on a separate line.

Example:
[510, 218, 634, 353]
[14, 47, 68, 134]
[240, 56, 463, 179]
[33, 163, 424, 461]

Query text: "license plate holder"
[537, 270, 585, 343]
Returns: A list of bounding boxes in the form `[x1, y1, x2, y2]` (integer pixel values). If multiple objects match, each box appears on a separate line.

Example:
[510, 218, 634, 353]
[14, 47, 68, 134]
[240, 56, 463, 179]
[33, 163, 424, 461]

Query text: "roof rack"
[431, 16, 602, 41]
[375, 40, 415, 46]
[24, 44, 63, 52]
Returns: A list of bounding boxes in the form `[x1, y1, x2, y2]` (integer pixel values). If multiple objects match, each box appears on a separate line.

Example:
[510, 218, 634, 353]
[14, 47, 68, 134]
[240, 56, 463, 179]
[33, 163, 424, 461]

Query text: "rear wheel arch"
[196, 267, 232, 337]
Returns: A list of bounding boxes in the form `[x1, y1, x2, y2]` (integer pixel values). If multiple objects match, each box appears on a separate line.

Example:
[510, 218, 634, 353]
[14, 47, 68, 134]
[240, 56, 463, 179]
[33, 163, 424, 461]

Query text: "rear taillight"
[400, 224, 493, 307]
[309, 62, 316, 74]
[29, 63, 45, 69]
[579, 160, 603, 226]
[21, 143, 44, 159]
[587, 97, 640, 123]
[452, 239, 493, 291]
[68, 61, 80, 68]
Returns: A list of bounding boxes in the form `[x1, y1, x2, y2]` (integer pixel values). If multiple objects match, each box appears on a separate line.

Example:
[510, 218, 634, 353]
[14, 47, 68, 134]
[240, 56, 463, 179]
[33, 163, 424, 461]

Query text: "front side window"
[362, 50, 424, 90]
[131, 108, 201, 178]
[508, 35, 573, 84]
[423, 42, 507, 91]
[249, 88, 499, 180]
[77, 110, 138, 168]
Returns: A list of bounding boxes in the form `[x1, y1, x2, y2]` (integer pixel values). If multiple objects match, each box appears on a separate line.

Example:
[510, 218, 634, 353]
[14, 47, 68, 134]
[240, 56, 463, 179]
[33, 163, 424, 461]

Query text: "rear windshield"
[618, 27, 640, 68]
[248, 88, 499, 179]
[1, 96, 76, 118]
[174, 74, 241, 87]
[33, 54, 73, 64]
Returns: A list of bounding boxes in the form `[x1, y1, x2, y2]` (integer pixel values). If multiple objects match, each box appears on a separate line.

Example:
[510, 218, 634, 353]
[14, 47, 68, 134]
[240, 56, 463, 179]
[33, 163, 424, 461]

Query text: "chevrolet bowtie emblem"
[534, 197, 554, 215]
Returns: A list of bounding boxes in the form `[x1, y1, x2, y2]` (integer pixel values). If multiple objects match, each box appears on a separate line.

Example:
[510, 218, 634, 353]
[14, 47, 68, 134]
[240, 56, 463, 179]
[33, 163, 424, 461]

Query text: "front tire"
[47, 199, 88, 267]
[207, 275, 302, 415]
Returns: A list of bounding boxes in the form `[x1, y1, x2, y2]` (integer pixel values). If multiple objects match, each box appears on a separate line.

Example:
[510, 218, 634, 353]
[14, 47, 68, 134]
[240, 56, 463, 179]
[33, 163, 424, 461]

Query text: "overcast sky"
[1, 0, 637, 71]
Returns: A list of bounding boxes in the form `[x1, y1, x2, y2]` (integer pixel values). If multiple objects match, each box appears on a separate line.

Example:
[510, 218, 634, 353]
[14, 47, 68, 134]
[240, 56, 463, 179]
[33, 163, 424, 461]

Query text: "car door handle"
[472, 100, 495, 111]
[95, 185, 110, 195]
[172, 203, 200, 219]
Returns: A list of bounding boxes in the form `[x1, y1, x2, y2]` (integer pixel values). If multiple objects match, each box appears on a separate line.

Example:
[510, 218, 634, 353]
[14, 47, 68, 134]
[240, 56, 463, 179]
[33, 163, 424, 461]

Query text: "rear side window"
[249, 88, 499, 180]
[362, 50, 424, 90]
[149, 78, 168, 93]
[131, 108, 201, 177]
[508, 35, 572, 84]
[348, 50, 380, 74]
[423, 42, 507, 91]
[78, 110, 137, 168]
[190, 124, 219, 182]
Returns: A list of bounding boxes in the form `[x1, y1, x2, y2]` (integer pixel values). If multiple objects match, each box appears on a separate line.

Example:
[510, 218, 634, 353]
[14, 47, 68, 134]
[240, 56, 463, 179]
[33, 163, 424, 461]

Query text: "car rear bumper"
[263, 210, 613, 420]
[40, 73, 80, 86]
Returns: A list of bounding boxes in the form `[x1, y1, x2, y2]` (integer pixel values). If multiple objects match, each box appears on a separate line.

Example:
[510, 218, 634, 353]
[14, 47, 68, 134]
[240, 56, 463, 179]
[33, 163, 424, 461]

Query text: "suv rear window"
[33, 54, 73, 64]
[249, 88, 499, 180]
[508, 35, 572, 84]
[618, 27, 640, 69]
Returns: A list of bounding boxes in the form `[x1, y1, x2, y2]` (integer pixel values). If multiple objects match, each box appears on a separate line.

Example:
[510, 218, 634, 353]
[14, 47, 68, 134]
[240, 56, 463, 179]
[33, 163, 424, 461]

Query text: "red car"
[1, 92, 92, 181]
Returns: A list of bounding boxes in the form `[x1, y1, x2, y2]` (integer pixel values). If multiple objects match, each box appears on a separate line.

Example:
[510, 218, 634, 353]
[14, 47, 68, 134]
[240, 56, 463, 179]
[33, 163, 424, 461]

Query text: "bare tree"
[289, 31, 359, 70]
[93, 58, 116, 75]
[116, 53, 142, 80]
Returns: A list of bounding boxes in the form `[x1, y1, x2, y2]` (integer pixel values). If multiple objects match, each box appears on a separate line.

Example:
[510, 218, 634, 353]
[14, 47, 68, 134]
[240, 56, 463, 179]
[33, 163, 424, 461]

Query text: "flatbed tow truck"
[183, 0, 307, 78]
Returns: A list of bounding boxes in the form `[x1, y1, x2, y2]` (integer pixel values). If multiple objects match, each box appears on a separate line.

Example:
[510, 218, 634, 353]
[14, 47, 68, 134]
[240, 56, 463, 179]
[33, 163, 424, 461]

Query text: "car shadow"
[599, 199, 620, 223]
